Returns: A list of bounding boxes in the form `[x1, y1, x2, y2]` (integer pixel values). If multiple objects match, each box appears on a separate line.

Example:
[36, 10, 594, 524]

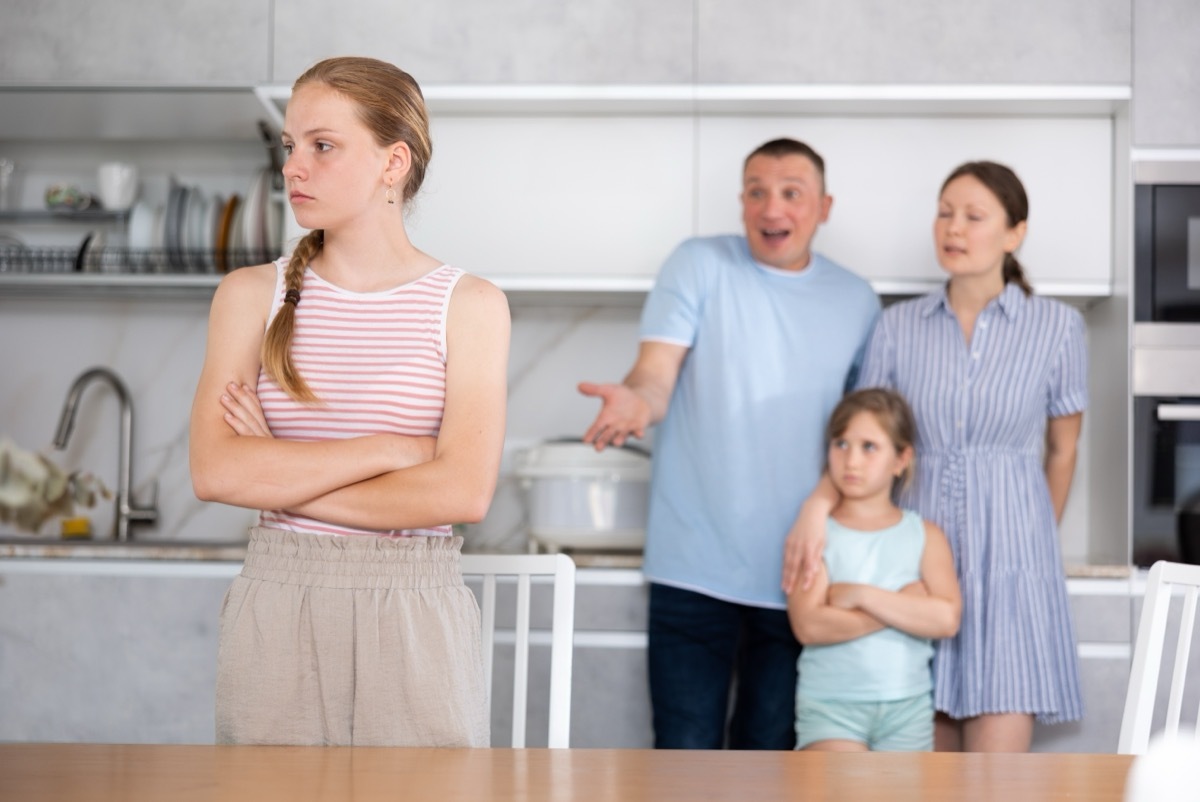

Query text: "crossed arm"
[786, 522, 962, 646]
[188, 266, 511, 530]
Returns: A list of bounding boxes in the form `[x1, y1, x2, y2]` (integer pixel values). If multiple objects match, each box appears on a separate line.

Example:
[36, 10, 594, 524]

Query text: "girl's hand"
[220, 382, 273, 439]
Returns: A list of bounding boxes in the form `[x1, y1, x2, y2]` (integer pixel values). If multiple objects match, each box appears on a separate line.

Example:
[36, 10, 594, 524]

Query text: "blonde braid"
[261, 230, 323, 403]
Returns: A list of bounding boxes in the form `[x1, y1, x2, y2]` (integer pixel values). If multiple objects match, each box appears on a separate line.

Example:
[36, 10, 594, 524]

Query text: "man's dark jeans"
[648, 582, 802, 749]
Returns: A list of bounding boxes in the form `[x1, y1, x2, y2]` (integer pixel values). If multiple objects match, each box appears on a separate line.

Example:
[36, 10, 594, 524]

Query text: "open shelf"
[0, 271, 1113, 309]
[254, 83, 1131, 127]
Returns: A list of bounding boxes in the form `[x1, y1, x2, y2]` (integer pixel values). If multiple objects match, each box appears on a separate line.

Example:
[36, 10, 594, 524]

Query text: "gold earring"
[385, 186, 397, 205]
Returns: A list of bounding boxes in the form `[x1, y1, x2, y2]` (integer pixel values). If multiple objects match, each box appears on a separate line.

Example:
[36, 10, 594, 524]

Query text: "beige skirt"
[215, 527, 489, 747]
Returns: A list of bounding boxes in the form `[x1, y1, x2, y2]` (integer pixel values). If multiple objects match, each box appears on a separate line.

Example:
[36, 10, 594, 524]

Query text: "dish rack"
[0, 246, 281, 275]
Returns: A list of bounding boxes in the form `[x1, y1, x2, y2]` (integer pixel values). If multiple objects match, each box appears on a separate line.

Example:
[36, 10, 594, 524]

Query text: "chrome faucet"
[53, 367, 158, 541]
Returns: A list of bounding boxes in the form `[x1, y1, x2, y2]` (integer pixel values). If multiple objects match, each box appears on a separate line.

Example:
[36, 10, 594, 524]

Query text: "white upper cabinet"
[696, 116, 1114, 291]
[271, 0, 694, 85]
[1133, 0, 1200, 148]
[0, 0, 271, 86]
[697, 0, 1131, 85]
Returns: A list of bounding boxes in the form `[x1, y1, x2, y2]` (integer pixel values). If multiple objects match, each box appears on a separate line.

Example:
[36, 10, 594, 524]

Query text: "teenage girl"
[788, 388, 961, 751]
[188, 56, 510, 747]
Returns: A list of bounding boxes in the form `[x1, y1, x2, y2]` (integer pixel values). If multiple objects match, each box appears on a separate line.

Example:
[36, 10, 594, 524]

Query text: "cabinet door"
[404, 115, 694, 282]
[1032, 591, 1132, 753]
[1, 0, 270, 85]
[697, 0, 1130, 85]
[696, 116, 1114, 287]
[272, 0, 693, 85]
[0, 569, 229, 743]
[1133, 0, 1200, 147]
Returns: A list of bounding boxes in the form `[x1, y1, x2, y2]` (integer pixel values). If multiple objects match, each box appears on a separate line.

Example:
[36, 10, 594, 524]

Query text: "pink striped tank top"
[256, 258, 463, 537]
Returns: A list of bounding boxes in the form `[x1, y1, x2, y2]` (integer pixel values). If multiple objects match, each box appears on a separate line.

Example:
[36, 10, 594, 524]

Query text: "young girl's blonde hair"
[261, 56, 433, 403]
[825, 388, 919, 492]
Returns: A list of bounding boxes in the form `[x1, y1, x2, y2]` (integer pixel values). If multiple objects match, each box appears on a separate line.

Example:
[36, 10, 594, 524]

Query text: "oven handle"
[1157, 404, 1200, 421]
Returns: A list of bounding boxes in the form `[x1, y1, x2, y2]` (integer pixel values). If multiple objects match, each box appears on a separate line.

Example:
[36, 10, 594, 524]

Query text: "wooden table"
[0, 744, 1134, 801]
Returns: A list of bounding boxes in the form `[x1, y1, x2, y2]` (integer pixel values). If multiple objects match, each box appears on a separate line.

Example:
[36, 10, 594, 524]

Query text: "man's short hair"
[743, 138, 826, 191]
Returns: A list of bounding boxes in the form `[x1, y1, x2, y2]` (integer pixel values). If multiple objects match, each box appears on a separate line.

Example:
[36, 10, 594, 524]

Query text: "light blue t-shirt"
[639, 235, 880, 608]
[797, 510, 934, 701]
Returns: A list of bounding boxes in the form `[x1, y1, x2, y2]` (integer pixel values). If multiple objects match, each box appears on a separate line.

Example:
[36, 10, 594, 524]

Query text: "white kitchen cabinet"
[250, 83, 1122, 296]
[696, 114, 1115, 289]
[1132, 0, 1200, 148]
[270, 0, 694, 86]
[0, 562, 233, 744]
[697, 0, 1131, 85]
[0, 0, 270, 86]
[0, 560, 1143, 751]
[1033, 584, 1135, 753]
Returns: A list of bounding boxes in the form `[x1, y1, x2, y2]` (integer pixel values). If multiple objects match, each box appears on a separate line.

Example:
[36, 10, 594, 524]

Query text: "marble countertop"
[0, 538, 250, 562]
[0, 537, 1132, 577]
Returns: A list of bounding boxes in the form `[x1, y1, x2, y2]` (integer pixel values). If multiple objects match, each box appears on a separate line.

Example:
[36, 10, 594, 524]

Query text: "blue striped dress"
[856, 282, 1087, 724]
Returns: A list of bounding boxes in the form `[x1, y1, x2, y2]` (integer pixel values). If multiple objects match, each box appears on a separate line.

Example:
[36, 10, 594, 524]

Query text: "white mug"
[97, 162, 139, 211]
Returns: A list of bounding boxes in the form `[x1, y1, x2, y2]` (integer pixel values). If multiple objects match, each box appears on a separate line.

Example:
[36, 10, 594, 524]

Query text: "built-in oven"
[1132, 325, 1200, 566]
[1132, 165, 1200, 566]
[1134, 165, 1200, 323]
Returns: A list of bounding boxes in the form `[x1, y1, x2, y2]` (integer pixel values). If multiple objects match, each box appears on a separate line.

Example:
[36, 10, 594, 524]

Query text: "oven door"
[1135, 182, 1200, 322]
[1133, 397, 1200, 566]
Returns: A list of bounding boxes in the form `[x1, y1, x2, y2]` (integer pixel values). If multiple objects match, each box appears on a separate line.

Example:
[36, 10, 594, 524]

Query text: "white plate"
[242, 168, 269, 259]
[151, 204, 165, 250]
[127, 201, 154, 250]
[266, 196, 282, 257]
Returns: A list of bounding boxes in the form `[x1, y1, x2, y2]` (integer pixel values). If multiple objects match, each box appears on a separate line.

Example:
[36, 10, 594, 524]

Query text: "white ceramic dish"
[128, 201, 154, 250]
[242, 168, 268, 257]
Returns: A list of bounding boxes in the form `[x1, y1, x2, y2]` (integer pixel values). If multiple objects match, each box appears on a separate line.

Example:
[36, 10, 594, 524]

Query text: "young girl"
[188, 57, 510, 746]
[788, 388, 961, 752]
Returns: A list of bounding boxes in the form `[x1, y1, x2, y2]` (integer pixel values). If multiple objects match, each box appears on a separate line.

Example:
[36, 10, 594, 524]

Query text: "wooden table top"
[0, 744, 1134, 802]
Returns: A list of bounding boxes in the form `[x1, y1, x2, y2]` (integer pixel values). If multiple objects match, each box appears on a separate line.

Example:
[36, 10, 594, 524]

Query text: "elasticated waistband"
[240, 526, 465, 590]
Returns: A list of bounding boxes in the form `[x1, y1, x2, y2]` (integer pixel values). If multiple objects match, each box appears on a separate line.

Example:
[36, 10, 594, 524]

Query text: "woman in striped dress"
[783, 161, 1086, 752]
[188, 57, 510, 746]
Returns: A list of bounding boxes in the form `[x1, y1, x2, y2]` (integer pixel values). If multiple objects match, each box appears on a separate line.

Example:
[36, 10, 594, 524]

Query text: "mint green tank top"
[797, 509, 934, 701]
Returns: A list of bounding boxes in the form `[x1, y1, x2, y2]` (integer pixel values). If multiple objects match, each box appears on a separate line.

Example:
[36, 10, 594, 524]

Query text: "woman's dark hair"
[941, 160, 1033, 296]
[825, 387, 918, 493]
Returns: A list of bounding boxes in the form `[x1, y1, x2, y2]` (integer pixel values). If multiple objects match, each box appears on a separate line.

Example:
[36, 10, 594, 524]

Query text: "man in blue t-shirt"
[579, 138, 880, 750]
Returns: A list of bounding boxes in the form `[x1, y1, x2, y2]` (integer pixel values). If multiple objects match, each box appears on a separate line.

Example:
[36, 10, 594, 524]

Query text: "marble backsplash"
[0, 293, 642, 553]
[0, 287, 1094, 563]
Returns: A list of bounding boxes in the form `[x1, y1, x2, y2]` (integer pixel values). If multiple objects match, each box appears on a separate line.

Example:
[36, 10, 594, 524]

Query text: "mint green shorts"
[795, 692, 933, 751]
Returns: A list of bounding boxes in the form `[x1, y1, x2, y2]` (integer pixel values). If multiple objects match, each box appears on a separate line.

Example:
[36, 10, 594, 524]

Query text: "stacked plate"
[128, 169, 283, 274]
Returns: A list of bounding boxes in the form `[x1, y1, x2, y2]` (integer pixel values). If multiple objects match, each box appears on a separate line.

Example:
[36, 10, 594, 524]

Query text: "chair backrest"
[459, 553, 576, 748]
[1118, 560, 1200, 754]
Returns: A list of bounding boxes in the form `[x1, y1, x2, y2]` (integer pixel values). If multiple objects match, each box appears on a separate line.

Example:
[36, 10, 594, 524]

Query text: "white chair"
[1118, 560, 1200, 754]
[460, 553, 576, 748]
